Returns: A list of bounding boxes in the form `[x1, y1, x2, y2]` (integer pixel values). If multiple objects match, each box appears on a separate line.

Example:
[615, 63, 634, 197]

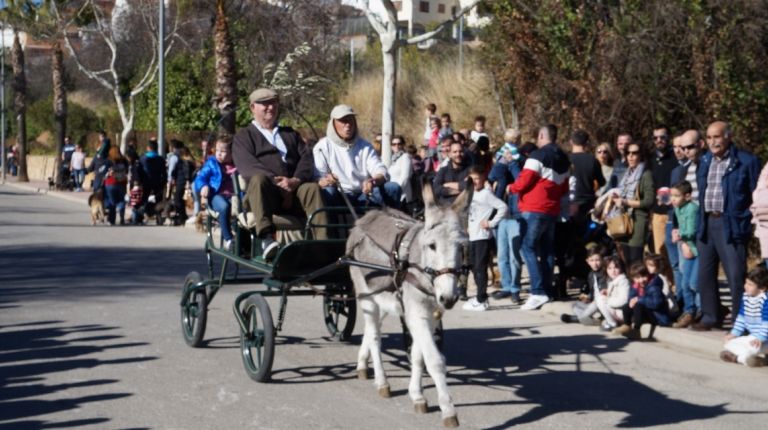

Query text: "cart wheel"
[323, 292, 356, 341]
[181, 271, 208, 347]
[401, 318, 444, 359]
[240, 294, 275, 382]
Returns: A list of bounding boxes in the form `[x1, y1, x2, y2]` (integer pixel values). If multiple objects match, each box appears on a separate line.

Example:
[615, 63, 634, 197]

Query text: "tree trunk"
[52, 40, 67, 186]
[213, 0, 237, 137]
[11, 31, 28, 182]
[380, 39, 397, 166]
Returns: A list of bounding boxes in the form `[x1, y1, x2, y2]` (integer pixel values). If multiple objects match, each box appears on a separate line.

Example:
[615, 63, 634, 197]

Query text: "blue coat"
[629, 275, 671, 326]
[696, 145, 760, 244]
[487, 157, 523, 218]
[193, 156, 226, 195]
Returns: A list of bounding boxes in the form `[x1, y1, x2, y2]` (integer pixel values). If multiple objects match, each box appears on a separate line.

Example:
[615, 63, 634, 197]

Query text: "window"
[438, 4, 445, 14]
[419, 1, 429, 13]
[451, 6, 457, 15]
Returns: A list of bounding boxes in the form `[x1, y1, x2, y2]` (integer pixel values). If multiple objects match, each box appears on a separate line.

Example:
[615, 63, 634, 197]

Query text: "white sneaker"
[520, 294, 550, 310]
[462, 297, 488, 311]
[261, 237, 279, 260]
[223, 239, 232, 250]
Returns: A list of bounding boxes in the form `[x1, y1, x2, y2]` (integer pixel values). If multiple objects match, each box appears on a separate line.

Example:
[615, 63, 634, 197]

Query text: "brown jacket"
[232, 124, 314, 183]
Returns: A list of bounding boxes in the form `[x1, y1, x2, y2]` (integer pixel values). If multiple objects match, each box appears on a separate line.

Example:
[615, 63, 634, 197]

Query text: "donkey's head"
[418, 178, 473, 310]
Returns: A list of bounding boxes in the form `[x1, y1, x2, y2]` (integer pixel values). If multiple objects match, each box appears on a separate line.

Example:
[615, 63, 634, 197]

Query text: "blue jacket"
[696, 145, 760, 243]
[488, 157, 523, 218]
[629, 275, 671, 326]
[194, 156, 226, 195]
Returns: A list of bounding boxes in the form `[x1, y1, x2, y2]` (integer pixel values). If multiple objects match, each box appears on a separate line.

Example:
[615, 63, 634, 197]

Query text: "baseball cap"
[248, 88, 278, 104]
[330, 104, 357, 120]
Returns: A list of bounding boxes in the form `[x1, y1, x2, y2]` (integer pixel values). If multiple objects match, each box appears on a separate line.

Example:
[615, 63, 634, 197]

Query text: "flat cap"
[330, 104, 357, 120]
[248, 88, 278, 104]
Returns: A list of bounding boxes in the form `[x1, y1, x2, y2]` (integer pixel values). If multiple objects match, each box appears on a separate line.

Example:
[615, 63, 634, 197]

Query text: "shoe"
[624, 328, 641, 340]
[689, 322, 713, 332]
[223, 239, 233, 251]
[458, 287, 468, 301]
[520, 294, 550, 310]
[561, 314, 578, 323]
[510, 292, 522, 305]
[673, 312, 694, 329]
[719, 350, 738, 363]
[462, 297, 488, 311]
[600, 323, 614, 332]
[492, 290, 512, 300]
[745, 355, 765, 368]
[261, 237, 279, 260]
[612, 324, 632, 335]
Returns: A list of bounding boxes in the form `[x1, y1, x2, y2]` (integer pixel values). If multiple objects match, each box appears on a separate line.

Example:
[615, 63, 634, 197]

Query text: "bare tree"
[212, 0, 237, 136]
[361, 0, 483, 165]
[10, 31, 28, 182]
[53, 0, 178, 153]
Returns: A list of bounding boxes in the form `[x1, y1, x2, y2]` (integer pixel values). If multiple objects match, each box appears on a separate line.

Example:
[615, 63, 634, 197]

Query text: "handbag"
[604, 197, 634, 239]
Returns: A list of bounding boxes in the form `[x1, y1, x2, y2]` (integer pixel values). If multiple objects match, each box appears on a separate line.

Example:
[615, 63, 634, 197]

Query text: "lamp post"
[157, 0, 165, 156]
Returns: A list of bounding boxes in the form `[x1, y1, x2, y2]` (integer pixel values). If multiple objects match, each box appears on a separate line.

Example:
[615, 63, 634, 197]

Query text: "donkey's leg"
[407, 314, 458, 427]
[358, 298, 390, 396]
[408, 336, 428, 413]
[355, 297, 373, 380]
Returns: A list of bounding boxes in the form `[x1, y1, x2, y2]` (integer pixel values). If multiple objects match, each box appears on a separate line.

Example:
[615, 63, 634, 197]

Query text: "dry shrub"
[341, 57, 504, 149]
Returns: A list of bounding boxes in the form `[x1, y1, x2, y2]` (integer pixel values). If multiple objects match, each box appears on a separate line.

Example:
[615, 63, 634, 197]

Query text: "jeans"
[664, 222, 683, 300]
[105, 183, 126, 224]
[193, 187, 202, 214]
[72, 168, 86, 190]
[496, 218, 522, 294]
[679, 254, 700, 315]
[520, 212, 556, 297]
[210, 194, 233, 241]
[321, 182, 402, 209]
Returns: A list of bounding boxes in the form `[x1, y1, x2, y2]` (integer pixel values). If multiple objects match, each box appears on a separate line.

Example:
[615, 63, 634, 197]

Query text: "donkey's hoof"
[378, 384, 391, 398]
[414, 401, 428, 414]
[443, 415, 459, 428]
[357, 369, 368, 380]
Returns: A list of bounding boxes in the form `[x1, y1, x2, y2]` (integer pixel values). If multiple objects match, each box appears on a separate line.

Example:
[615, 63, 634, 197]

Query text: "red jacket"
[508, 143, 570, 216]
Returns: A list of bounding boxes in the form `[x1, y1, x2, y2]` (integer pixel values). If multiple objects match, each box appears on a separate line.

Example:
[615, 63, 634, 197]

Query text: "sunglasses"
[653, 135, 667, 140]
[626, 150, 641, 155]
[392, 141, 403, 146]
[682, 144, 697, 150]
[596, 150, 607, 154]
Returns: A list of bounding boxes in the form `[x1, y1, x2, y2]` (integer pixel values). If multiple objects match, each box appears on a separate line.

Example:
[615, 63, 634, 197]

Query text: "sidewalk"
[4, 178, 731, 360]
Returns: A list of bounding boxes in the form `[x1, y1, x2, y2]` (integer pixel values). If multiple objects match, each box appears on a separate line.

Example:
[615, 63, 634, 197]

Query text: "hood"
[325, 118, 358, 150]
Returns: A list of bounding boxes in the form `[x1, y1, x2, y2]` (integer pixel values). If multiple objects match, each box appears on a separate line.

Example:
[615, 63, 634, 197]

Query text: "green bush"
[24, 95, 101, 150]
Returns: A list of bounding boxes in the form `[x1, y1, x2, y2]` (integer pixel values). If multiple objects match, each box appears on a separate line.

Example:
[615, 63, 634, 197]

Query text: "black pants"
[470, 239, 492, 303]
[622, 302, 658, 330]
[174, 181, 188, 223]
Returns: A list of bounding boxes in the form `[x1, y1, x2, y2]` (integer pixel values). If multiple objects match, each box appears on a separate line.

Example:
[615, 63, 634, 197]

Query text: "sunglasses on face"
[653, 135, 667, 140]
[682, 144, 697, 150]
[597, 150, 607, 154]
[627, 150, 641, 155]
[392, 142, 402, 146]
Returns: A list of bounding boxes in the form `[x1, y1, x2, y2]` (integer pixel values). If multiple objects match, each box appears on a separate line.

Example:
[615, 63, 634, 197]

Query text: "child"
[644, 253, 679, 317]
[426, 117, 440, 159]
[670, 180, 700, 328]
[613, 262, 671, 339]
[438, 113, 453, 141]
[560, 246, 607, 325]
[130, 179, 144, 225]
[595, 255, 630, 331]
[193, 137, 237, 249]
[470, 115, 488, 143]
[720, 265, 768, 367]
[463, 166, 508, 311]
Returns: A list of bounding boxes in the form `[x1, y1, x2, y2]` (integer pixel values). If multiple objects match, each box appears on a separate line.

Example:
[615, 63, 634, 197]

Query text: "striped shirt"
[731, 292, 768, 342]
[685, 162, 698, 201]
[704, 151, 730, 212]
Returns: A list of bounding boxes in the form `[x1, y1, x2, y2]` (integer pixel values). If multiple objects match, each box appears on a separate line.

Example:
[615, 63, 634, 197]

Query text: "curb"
[3, 181, 90, 206]
[539, 300, 724, 358]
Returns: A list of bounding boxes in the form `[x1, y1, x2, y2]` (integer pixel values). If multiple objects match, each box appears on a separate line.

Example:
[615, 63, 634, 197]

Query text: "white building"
[345, 0, 488, 37]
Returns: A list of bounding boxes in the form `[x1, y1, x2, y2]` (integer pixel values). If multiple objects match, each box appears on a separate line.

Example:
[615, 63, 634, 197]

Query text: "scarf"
[391, 150, 404, 164]
[618, 161, 645, 200]
[325, 119, 358, 150]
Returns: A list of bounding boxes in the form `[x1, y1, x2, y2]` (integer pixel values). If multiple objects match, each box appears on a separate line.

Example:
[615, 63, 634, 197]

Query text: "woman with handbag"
[609, 142, 654, 265]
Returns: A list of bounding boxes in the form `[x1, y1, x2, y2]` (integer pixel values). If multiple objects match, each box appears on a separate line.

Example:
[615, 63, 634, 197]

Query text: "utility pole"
[1, 22, 5, 184]
[458, 15, 464, 79]
[350, 38, 354, 76]
[157, 0, 165, 156]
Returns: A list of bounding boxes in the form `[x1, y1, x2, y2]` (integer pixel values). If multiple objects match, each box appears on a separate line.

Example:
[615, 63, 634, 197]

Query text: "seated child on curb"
[670, 180, 700, 328]
[595, 255, 630, 332]
[462, 166, 508, 312]
[193, 137, 237, 249]
[720, 265, 768, 367]
[130, 179, 144, 225]
[613, 262, 671, 340]
[644, 253, 679, 317]
[560, 246, 607, 325]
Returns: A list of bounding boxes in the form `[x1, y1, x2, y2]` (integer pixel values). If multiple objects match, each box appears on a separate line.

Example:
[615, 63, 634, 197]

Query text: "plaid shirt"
[704, 150, 730, 212]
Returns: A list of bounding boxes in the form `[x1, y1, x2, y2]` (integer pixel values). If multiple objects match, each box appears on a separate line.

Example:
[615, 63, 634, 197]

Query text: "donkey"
[346, 181, 472, 428]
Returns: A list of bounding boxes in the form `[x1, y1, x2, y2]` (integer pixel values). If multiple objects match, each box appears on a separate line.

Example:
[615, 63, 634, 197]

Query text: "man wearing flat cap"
[233, 88, 327, 260]
[313, 104, 401, 208]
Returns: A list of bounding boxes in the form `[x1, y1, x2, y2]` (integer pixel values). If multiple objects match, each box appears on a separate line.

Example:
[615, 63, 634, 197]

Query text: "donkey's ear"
[451, 176, 474, 215]
[421, 176, 437, 209]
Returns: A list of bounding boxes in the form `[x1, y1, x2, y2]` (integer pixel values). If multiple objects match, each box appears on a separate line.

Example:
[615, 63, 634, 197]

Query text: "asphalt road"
[1, 183, 767, 430]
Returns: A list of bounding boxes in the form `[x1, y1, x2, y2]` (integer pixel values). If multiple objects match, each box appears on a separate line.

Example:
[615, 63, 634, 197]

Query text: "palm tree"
[213, 0, 237, 136]
[11, 30, 28, 182]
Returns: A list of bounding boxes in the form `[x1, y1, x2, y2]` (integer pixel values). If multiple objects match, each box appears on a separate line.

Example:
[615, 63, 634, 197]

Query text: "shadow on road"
[0, 319, 157, 428]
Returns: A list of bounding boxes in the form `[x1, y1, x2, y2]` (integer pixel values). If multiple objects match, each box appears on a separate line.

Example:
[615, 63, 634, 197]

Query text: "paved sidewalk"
[3, 178, 733, 362]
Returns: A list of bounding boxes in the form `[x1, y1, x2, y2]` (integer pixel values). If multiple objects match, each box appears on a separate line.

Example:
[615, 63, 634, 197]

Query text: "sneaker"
[520, 294, 550, 310]
[600, 322, 614, 332]
[719, 350, 738, 363]
[223, 239, 233, 251]
[612, 324, 632, 335]
[510, 292, 522, 305]
[673, 312, 693, 329]
[261, 237, 279, 260]
[560, 314, 578, 323]
[745, 355, 765, 368]
[492, 290, 512, 300]
[462, 297, 488, 311]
